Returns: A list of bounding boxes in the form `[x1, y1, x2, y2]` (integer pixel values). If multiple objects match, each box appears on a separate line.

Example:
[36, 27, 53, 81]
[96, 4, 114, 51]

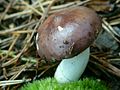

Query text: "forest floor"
[0, 0, 120, 90]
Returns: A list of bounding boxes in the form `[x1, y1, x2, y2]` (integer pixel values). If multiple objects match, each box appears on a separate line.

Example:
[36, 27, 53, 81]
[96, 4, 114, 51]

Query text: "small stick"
[38, 0, 45, 13]
[0, 0, 15, 22]
[21, 0, 43, 16]
[0, 79, 31, 86]
[103, 19, 120, 37]
[102, 23, 120, 43]
[1, 34, 20, 60]
[91, 55, 120, 77]
[0, 21, 37, 35]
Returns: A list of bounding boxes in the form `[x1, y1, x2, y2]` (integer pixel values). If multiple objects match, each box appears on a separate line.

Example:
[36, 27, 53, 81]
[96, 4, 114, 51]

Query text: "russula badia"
[36, 6, 101, 83]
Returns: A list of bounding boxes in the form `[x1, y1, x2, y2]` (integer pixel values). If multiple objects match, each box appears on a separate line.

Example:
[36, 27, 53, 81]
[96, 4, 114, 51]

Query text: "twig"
[103, 19, 120, 37]
[0, 79, 31, 86]
[3, 10, 32, 20]
[102, 22, 120, 43]
[0, 0, 15, 22]
[38, 0, 45, 13]
[21, 0, 43, 16]
[91, 55, 120, 77]
[0, 21, 38, 35]
[1, 34, 20, 60]
[10, 64, 28, 80]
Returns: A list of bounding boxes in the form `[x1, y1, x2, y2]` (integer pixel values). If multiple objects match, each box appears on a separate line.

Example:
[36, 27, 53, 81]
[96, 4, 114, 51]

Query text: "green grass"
[20, 77, 109, 90]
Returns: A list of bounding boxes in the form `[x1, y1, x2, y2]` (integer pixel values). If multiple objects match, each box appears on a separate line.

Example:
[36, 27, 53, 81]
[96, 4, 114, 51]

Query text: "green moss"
[20, 77, 109, 90]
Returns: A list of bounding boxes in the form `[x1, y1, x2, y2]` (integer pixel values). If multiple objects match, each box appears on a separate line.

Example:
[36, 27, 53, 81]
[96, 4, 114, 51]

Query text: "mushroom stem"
[54, 48, 90, 83]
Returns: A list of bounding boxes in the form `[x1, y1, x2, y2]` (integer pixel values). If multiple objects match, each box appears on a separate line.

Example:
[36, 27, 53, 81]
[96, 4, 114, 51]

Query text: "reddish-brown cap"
[36, 6, 101, 61]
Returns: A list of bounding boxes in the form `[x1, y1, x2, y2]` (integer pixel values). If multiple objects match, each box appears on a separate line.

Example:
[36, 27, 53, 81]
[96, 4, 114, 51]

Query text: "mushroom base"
[54, 48, 90, 83]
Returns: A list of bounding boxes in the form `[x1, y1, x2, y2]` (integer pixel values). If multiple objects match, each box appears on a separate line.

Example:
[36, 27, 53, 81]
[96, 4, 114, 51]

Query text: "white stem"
[54, 48, 90, 83]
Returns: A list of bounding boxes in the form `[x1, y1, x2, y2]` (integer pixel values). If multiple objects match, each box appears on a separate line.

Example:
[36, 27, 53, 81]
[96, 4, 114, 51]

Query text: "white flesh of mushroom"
[54, 48, 90, 83]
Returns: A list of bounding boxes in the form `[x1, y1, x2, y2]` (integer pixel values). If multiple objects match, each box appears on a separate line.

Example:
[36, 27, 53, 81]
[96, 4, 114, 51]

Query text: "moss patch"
[20, 77, 109, 90]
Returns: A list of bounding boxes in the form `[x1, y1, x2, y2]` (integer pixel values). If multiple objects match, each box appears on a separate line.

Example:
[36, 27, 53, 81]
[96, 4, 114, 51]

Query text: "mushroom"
[36, 6, 101, 83]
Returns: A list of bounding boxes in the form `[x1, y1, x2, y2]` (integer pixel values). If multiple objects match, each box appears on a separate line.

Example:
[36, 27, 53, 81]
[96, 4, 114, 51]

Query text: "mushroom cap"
[36, 6, 101, 61]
